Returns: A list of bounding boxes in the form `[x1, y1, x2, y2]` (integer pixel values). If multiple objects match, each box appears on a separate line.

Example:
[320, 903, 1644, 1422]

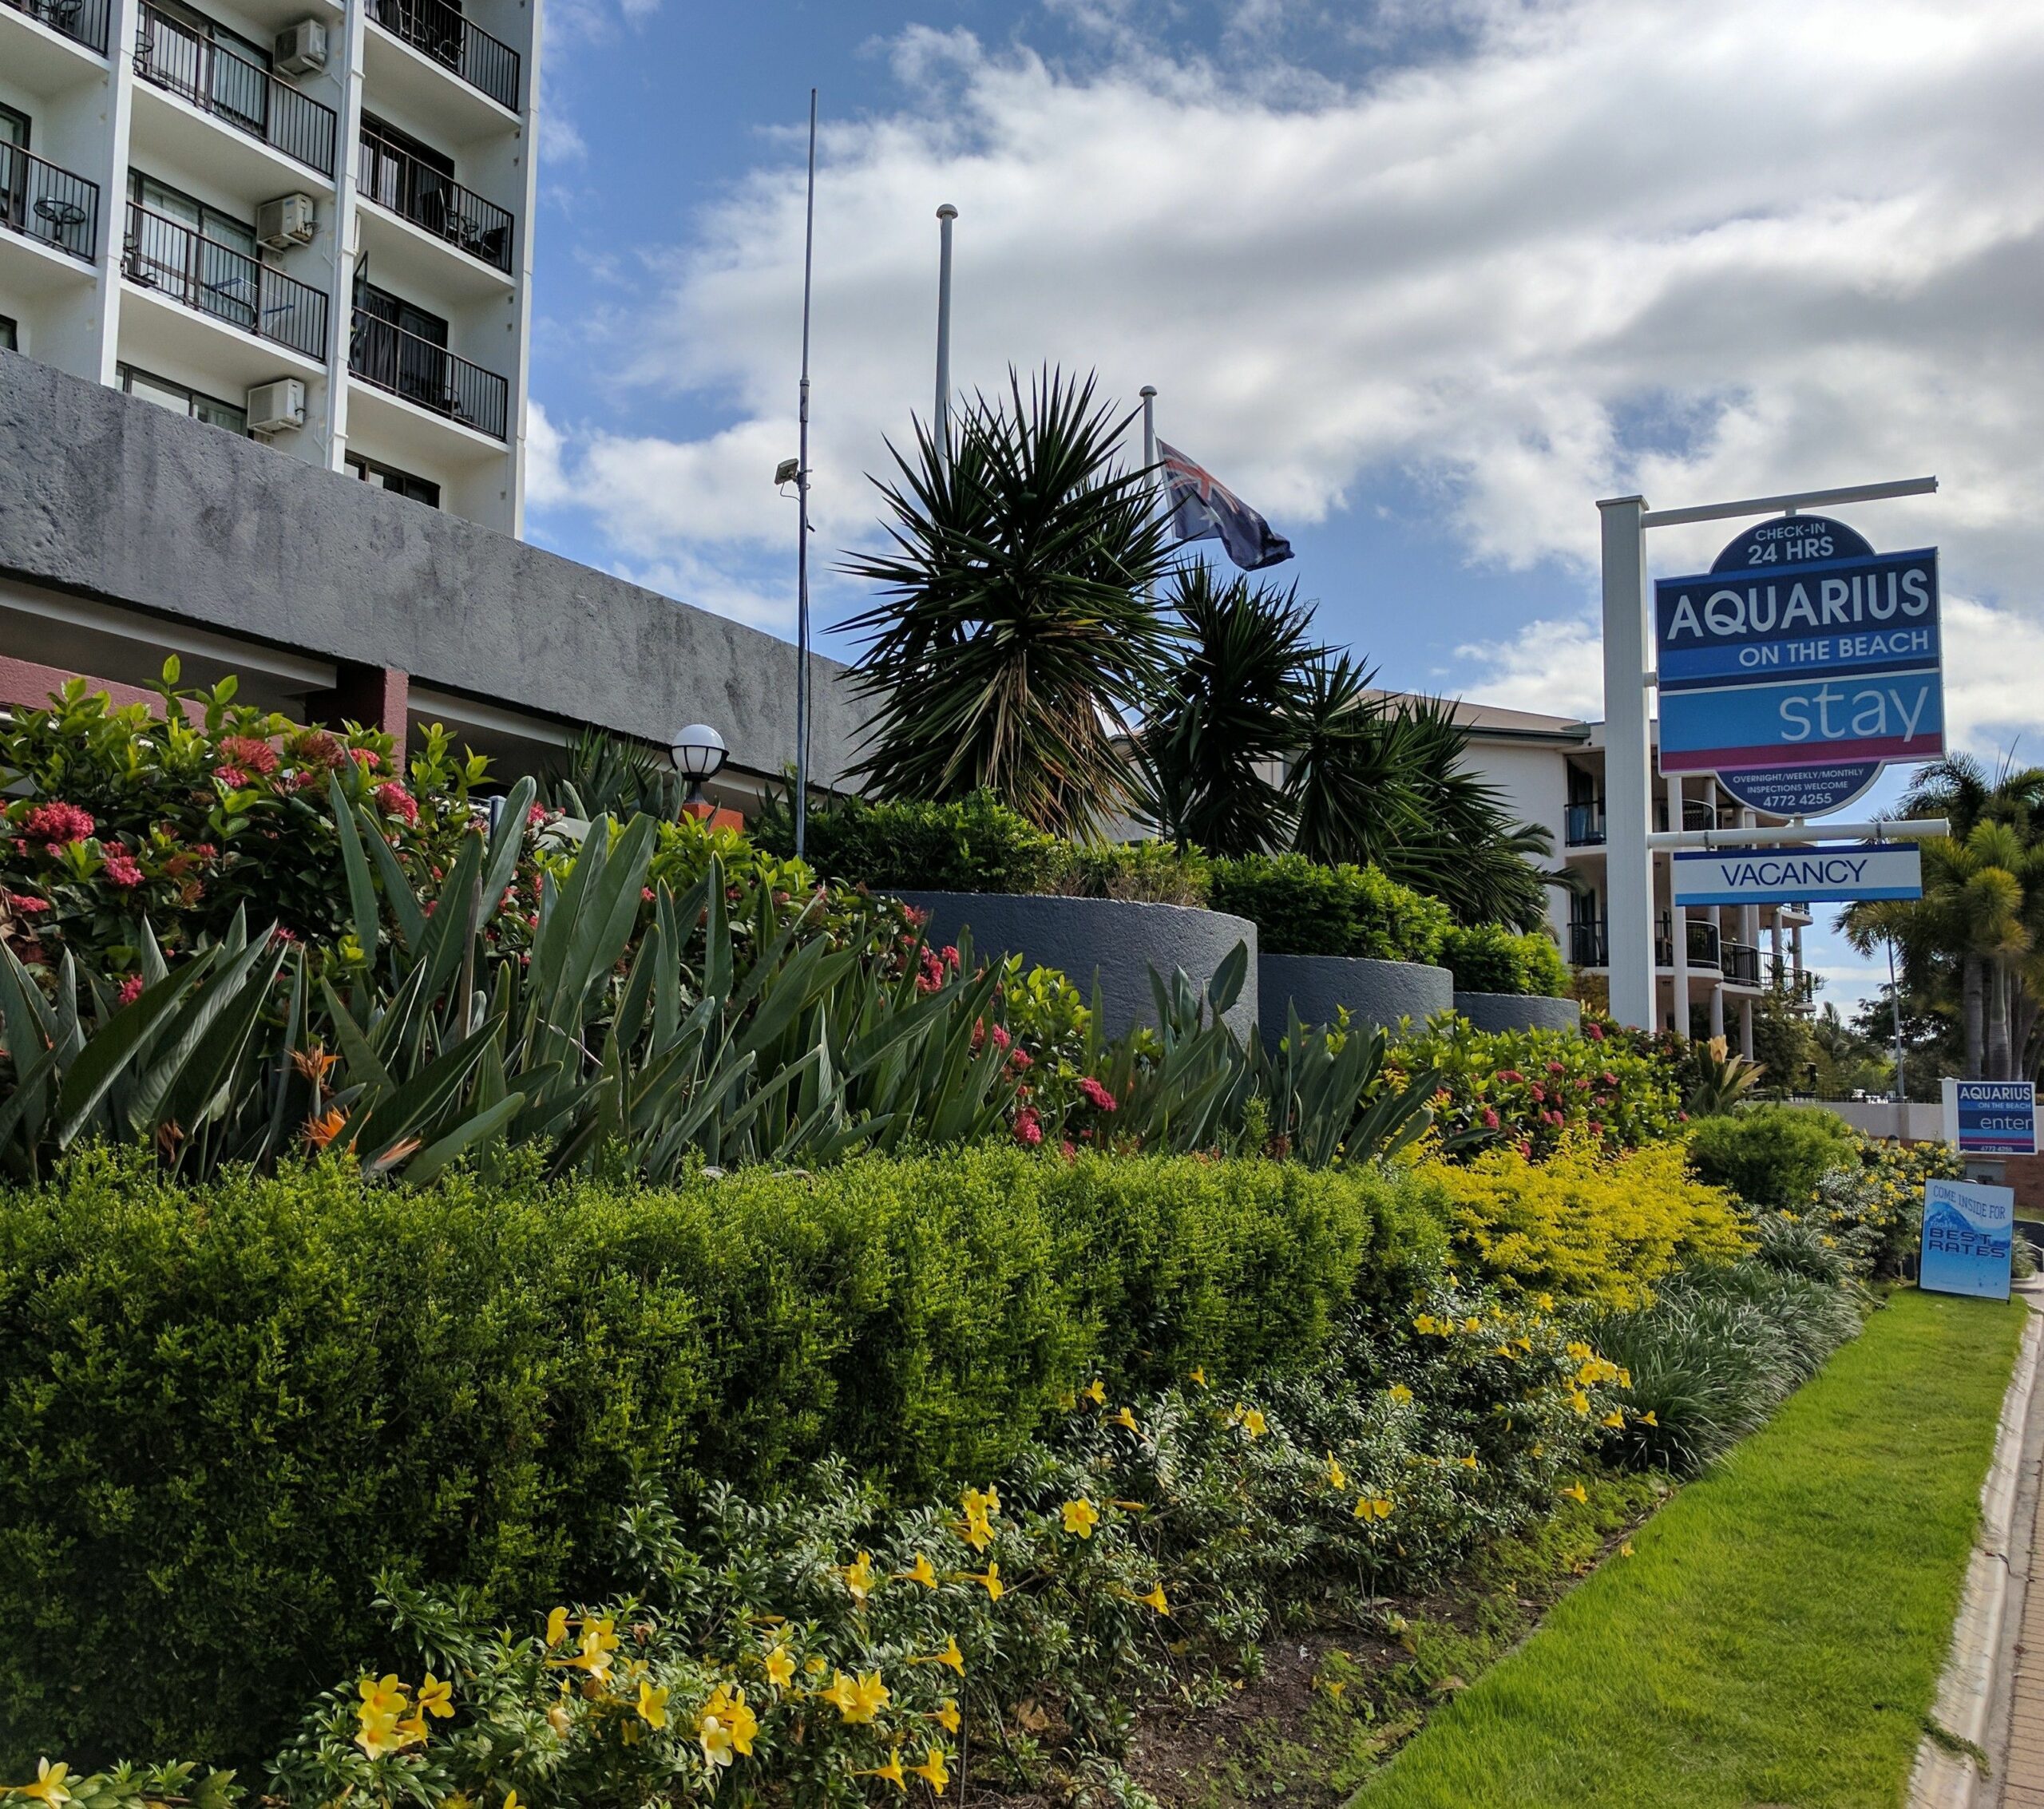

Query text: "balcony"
[134, 4, 338, 177]
[1655, 915, 1721, 970]
[1722, 940, 1761, 987]
[1654, 796, 1723, 834]
[348, 309, 506, 439]
[124, 200, 329, 358]
[1569, 920, 1607, 968]
[363, 0, 519, 112]
[0, 142, 98, 262]
[3, 0, 109, 53]
[358, 126, 511, 272]
[1769, 958, 1817, 1004]
[1564, 801, 1606, 847]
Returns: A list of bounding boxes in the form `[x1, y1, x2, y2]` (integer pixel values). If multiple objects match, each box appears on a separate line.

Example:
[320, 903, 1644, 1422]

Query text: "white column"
[1666, 774, 1688, 1037]
[1740, 996, 1754, 1059]
[1599, 495, 1656, 1028]
[1710, 981, 1726, 1039]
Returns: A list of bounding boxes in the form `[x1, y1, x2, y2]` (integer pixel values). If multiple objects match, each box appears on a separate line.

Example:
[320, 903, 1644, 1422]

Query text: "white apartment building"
[1448, 699, 1815, 1052]
[1, 0, 538, 530]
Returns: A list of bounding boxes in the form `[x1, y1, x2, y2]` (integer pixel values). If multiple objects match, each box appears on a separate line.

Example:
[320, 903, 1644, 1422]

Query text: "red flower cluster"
[101, 852, 145, 889]
[22, 801, 94, 849]
[1012, 1106, 1044, 1146]
[1079, 1076, 1118, 1113]
[374, 782, 421, 827]
[219, 735, 281, 777]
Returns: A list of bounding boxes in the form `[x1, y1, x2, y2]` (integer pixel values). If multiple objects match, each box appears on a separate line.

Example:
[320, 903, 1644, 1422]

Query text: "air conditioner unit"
[247, 378, 307, 433]
[256, 192, 316, 250]
[273, 17, 327, 73]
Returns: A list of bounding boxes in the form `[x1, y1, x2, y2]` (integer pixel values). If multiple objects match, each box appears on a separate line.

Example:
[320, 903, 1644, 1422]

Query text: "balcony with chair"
[357, 122, 512, 275]
[123, 199, 328, 358]
[363, 0, 520, 113]
[133, 3, 338, 178]
[2, 0, 109, 55]
[347, 307, 507, 441]
[0, 141, 99, 265]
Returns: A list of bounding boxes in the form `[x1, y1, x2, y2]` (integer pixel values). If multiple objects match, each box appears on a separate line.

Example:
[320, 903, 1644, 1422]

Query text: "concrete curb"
[1909, 1296, 2044, 1807]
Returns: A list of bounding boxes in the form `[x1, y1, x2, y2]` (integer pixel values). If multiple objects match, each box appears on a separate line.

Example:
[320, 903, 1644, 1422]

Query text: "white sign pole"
[1599, 496, 1656, 1030]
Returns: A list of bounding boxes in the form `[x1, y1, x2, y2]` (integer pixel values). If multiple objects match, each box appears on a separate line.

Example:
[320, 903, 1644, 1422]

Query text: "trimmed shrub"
[1416, 1140, 1747, 1310]
[1440, 922, 1569, 997]
[1686, 1102, 1861, 1209]
[0, 1145, 1443, 1767]
[1052, 837, 1210, 905]
[766, 790, 1058, 895]
[1208, 852, 1452, 963]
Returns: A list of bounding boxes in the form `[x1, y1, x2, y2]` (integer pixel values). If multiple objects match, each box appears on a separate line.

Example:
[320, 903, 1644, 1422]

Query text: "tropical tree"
[1842, 755, 2044, 1080]
[1135, 565, 1323, 856]
[838, 368, 1175, 839]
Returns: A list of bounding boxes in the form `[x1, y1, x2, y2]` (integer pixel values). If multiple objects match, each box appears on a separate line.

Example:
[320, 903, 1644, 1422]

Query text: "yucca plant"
[838, 367, 1177, 837]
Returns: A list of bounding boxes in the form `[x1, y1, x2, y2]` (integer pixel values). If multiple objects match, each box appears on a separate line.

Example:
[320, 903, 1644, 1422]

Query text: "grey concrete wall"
[1452, 992, 1583, 1035]
[897, 891, 1258, 1043]
[0, 353, 864, 782]
[1258, 955, 1452, 1049]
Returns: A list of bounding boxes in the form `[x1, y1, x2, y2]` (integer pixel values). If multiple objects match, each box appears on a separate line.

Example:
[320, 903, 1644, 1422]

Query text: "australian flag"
[1157, 441, 1293, 571]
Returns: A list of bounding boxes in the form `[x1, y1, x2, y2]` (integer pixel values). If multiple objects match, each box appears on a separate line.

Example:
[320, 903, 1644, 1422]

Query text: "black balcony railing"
[0, 141, 99, 261]
[1722, 940, 1761, 986]
[349, 309, 507, 439]
[125, 201, 329, 358]
[1653, 796, 1725, 833]
[1655, 914, 1721, 969]
[1564, 801, 1606, 846]
[1569, 920, 1607, 968]
[358, 127, 512, 271]
[1768, 958, 1817, 1002]
[134, 5, 337, 176]
[364, 0, 519, 111]
[4, 0, 111, 53]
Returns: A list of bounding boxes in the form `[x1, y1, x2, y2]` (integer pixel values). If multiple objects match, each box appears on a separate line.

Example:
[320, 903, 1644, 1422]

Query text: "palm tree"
[838, 368, 1175, 839]
[1135, 565, 1323, 856]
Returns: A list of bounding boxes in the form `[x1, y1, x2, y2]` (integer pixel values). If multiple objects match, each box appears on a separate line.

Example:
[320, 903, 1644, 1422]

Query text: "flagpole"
[1140, 385, 1159, 600]
[934, 204, 957, 462]
[794, 88, 818, 861]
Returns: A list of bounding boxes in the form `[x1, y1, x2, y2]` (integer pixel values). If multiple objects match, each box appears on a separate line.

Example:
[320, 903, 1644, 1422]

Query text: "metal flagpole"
[1889, 933, 1908, 1138]
[934, 204, 957, 461]
[794, 88, 818, 860]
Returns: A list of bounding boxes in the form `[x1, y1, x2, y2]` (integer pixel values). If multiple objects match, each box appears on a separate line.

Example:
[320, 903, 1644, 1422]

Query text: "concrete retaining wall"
[897, 892, 1258, 1043]
[1452, 991, 1583, 1035]
[1258, 954, 1452, 1047]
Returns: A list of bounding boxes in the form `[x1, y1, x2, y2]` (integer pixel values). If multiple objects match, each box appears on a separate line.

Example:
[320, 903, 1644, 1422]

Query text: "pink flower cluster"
[101, 852, 145, 889]
[219, 735, 280, 777]
[374, 782, 420, 827]
[22, 801, 94, 851]
[1079, 1076, 1118, 1113]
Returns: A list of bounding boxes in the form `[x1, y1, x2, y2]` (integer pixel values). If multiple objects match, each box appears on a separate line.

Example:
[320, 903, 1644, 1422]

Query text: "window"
[137, 0, 272, 133]
[0, 315, 18, 353]
[346, 452, 440, 508]
[0, 105, 28, 149]
[117, 362, 248, 435]
[127, 171, 263, 327]
[351, 276, 451, 408]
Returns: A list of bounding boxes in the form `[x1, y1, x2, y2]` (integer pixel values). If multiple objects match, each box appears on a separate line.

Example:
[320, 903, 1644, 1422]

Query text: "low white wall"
[1802, 1098, 1945, 1142]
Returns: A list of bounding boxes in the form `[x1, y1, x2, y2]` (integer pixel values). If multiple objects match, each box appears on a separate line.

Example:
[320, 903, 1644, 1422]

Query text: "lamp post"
[670, 723, 729, 810]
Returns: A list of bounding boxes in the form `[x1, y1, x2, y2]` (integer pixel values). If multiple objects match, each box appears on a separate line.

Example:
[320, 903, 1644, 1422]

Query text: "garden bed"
[1258, 953, 1451, 1047]
[1450, 990, 1581, 1035]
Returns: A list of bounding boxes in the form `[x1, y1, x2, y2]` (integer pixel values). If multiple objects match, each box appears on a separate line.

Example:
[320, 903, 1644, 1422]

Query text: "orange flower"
[303, 1106, 348, 1150]
[291, 1042, 340, 1084]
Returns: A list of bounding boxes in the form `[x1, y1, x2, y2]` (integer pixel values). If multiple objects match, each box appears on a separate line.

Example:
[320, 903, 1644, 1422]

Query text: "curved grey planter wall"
[895, 892, 1258, 1043]
[1258, 955, 1452, 1049]
[1452, 991, 1583, 1035]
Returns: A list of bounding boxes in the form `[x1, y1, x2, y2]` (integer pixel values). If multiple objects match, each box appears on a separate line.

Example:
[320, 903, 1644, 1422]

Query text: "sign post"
[1919, 1175, 2015, 1300]
[1595, 477, 1939, 1031]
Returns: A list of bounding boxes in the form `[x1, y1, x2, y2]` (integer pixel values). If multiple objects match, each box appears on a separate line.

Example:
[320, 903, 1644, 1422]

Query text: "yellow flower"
[556, 1617, 618, 1680]
[934, 1698, 962, 1734]
[897, 1553, 939, 1589]
[545, 1606, 570, 1648]
[1460, 1455, 1479, 1471]
[1325, 1453, 1347, 1490]
[395, 1712, 429, 1747]
[1560, 1482, 1588, 1505]
[358, 1674, 408, 1717]
[1234, 1404, 1266, 1438]
[1353, 1495, 1393, 1521]
[1602, 1411, 1626, 1429]
[842, 1550, 877, 1603]
[697, 1683, 758, 1763]
[822, 1668, 891, 1724]
[911, 1746, 952, 1795]
[1639, 1410, 1658, 1427]
[1189, 1366, 1208, 1387]
[1536, 1292, 1555, 1312]
[1412, 1313, 1438, 1335]
[1083, 1379, 1107, 1405]
[636, 1680, 670, 1729]
[503, 1792, 521, 1809]
[1463, 1316, 1483, 1333]
[764, 1645, 797, 1689]
[1618, 1540, 1635, 1558]
[1568, 1390, 1591, 1416]
[1387, 1383, 1414, 1406]
[1139, 1582, 1169, 1615]
[909, 1635, 965, 1676]
[965, 1562, 1004, 1601]
[1114, 1406, 1141, 1435]
[417, 1673, 454, 1720]
[1062, 1497, 1100, 1538]
[859, 1748, 907, 1792]
[14, 1763, 70, 1809]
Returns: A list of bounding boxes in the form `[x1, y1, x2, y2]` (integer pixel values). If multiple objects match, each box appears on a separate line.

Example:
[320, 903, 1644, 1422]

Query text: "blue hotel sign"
[1655, 515, 1943, 815]
[1919, 1177, 2014, 1301]
[1945, 1079, 2038, 1157]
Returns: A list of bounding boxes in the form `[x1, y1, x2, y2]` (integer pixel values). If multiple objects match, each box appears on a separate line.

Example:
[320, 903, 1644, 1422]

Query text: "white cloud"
[531, 0, 2044, 757]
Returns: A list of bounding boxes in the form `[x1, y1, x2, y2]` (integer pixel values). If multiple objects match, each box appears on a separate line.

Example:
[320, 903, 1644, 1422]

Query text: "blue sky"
[522, 0, 2044, 1017]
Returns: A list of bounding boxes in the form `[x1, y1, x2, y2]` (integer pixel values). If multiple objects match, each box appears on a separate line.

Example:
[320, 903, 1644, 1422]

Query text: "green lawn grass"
[1358, 1288, 2028, 1809]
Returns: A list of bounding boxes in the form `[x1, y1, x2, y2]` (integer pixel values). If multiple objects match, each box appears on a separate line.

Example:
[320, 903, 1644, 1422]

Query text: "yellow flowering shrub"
[1416, 1138, 1747, 1310]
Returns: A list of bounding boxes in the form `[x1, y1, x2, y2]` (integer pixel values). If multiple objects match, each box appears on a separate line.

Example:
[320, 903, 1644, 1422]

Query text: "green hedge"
[0, 1146, 1442, 1768]
[1207, 852, 1452, 963]
[1686, 1102, 1863, 1209]
[1440, 922, 1571, 996]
